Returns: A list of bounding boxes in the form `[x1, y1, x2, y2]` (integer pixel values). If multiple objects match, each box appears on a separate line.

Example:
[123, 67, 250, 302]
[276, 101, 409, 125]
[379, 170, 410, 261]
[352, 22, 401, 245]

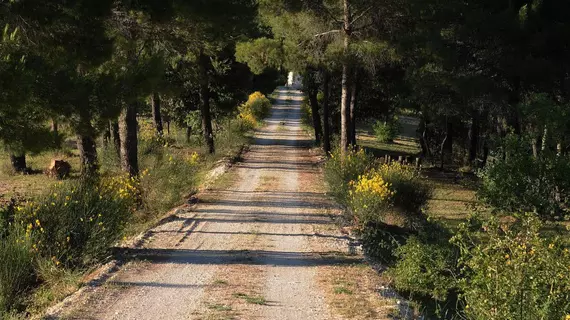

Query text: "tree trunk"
[349, 78, 358, 147]
[10, 154, 27, 173]
[307, 81, 323, 145]
[151, 92, 164, 136]
[76, 113, 98, 176]
[468, 109, 480, 163]
[440, 121, 453, 169]
[418, 117, 430, 157]
[119, 103, 139, 177]
[110, 120, 120, 157]
[532, 137, 540, 158]
[340, 0, 352, 157]
[541, 126, 548, 152]
[51, 118, 61, 148]
[199, 51, 215, 154]
[103, 123, 111, 148]
[481, 141, 489, 168]
[322, 70, 331, 155]
[185, 126, 191, 143]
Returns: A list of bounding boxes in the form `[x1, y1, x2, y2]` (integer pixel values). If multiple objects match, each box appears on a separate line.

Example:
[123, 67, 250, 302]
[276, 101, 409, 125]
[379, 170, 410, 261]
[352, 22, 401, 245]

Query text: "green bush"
[140, 151, 200, 216]
[0, 226, 36, 314]
[453, 214, 570, 320]
[478, 136, 570, 220]
[300, 100, 312, 128]
[17, 179, 137, 268]
[377, 163, 431, 226]
[388, 234, 459, 317]
[359, 222, 409, 265]
[373, 118, 401, 143]
[323, 148, 373, 206]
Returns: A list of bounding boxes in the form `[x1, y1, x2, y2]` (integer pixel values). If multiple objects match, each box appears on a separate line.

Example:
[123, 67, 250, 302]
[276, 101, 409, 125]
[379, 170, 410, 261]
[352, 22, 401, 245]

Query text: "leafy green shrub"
[373, 118, 401, 143]
[377, 163, 431, 225]
[300, 100, 312, 128]
[17, 179, 137, 268]
[388, 234, 459, 317]
[453, 214, 570, 320]
[0, 226, 36, 314]
[140, 151, 200, 215]
[359, 222, 409, 265]
[478, 137, 570, 220]
[323, 148, 373, 206]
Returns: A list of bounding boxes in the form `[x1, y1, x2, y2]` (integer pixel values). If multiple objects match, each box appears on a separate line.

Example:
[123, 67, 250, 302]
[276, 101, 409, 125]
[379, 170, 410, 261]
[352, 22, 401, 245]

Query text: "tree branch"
[351, 6, 373, 26]
[314, 29, 342, 38]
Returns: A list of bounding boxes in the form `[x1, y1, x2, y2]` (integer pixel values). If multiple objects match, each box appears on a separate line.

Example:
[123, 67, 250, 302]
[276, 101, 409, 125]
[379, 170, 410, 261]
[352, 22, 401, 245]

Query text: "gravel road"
[48, 88, 362, 320]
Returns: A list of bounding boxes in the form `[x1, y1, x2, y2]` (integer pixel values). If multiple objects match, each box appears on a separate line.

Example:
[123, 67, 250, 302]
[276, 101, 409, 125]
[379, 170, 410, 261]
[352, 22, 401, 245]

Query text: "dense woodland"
[0, 0, 282, 177]
[2, 0, 570, 177]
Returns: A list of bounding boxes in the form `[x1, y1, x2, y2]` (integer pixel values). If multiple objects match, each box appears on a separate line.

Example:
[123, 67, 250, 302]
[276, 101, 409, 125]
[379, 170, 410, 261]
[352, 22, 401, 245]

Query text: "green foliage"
[372, 119, 401, 143]
[389, 234, 458, 308]
[17, 179, 137, 268]
[235, 38, 283, 75]
[376, 163, 432, 226]
[359, 223, 408, 265]
[139, 150, 200, 216]
[300, 99, 313, 128]
[478, 135, 570, 220]
[323, 148, 373, 206]
[0, 226, 35, 314]
[453, 214, 570, 320]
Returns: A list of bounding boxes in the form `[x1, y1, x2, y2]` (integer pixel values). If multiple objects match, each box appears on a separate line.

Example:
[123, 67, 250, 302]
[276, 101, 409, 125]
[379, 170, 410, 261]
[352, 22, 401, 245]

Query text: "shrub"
[388, 233, 459, 317]
[376, 163, 431, 225]
[323, 148, 373, 206]
[453, 214, 570, 320]
[237, 91, 272, 130]
[348, 170, 395, 227]
[373, 118, 401, 143]
[0, 226, 36, 314]
[140, 152, 200, 216]
[349, 163, 431, 229]
[359, 221, 409, 265]
[300, 100, 312, 128]
[17, 179, 137, 268]
[478, 136, 570, 220]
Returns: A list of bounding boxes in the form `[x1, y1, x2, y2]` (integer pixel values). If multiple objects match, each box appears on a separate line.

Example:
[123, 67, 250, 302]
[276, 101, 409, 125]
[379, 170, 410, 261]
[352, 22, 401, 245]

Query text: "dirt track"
[47, 88, 391, 320]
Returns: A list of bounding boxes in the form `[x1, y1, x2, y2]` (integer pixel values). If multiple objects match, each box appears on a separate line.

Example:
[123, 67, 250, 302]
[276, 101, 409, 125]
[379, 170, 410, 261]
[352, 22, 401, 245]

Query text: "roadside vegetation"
[0, 92, 271, 317]
[0, 0, 280, 314]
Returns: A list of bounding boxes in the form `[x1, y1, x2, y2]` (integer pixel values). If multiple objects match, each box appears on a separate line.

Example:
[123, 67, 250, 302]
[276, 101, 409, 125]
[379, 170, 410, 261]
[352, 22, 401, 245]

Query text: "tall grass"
[0, 226, 36, 314]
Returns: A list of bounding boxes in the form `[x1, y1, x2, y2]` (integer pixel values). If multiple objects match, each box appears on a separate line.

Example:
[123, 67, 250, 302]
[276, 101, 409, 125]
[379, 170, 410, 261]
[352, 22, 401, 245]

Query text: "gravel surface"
[49, 88, 357, 320]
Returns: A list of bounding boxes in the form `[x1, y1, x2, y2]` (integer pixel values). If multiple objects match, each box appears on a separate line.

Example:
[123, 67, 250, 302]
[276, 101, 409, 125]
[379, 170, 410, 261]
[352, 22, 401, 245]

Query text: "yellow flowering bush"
[348, 170, 395, 227]
[346, 162, 430, 228]
[237, 91, 271, 130]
